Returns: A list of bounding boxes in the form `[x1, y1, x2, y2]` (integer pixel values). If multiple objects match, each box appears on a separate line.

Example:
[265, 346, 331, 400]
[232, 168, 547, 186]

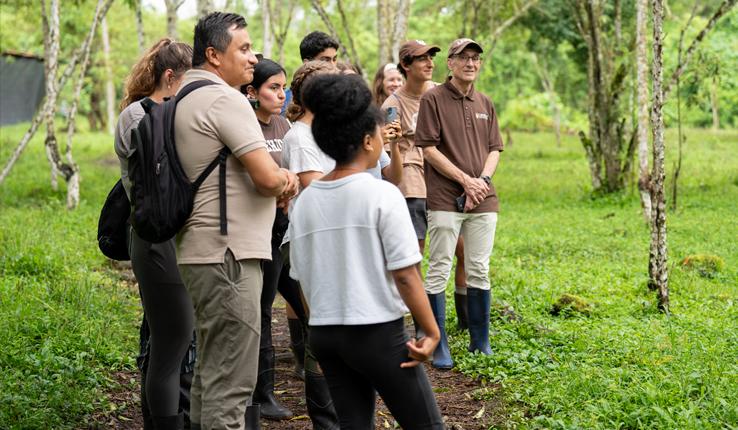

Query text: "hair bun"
[302, 74, 372, 124]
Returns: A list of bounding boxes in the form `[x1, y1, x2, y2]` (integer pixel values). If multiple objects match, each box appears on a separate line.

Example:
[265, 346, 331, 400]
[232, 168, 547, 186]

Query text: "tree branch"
[663, 0, 736, 100]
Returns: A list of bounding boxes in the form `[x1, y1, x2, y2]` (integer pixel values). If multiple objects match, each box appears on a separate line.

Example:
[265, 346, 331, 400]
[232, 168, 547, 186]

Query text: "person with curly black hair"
[288, 74, 444, 429]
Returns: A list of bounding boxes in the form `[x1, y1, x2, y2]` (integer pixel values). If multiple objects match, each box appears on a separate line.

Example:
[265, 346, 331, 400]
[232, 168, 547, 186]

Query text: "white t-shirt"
[282, 120, 390, 179]
[281, 121, 335, 175]
[288, 173, 422, 326]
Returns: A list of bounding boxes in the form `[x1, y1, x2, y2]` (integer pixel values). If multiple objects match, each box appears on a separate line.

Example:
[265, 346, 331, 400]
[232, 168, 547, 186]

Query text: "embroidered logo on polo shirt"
[476, 113, 489, 120]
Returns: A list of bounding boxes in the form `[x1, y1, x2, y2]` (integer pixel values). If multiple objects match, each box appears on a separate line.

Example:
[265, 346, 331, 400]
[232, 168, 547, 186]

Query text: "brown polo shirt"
[415, 78, 503, 213]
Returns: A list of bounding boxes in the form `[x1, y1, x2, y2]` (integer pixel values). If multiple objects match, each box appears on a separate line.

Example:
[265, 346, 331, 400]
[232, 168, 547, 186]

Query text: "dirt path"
[92, 299, 505, 429]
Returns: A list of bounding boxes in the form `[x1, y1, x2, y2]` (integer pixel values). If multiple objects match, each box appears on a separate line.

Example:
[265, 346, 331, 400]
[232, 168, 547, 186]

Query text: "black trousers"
[310, 318, 444, 429]
[130, 229, 195, 418]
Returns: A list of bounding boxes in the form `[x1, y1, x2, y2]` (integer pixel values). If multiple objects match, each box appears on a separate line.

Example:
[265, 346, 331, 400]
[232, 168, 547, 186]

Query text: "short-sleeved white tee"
[281, 121, 335, 174]
[288, 173, 422, 326]
[282, 121, 390, 179]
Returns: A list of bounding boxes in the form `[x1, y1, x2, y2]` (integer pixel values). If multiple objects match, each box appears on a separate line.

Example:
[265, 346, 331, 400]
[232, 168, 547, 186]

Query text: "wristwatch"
[480, 175, 491, 185]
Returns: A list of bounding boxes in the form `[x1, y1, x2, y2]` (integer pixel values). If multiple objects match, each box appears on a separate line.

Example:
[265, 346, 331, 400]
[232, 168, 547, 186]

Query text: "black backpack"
[97, 179, 131, 261]
[128, 79, 231, 243]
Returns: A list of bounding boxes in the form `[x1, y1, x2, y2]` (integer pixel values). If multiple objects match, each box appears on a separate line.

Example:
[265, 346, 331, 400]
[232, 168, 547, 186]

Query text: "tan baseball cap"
[399, 40, 441, 60]
[447, 38, 483, 57]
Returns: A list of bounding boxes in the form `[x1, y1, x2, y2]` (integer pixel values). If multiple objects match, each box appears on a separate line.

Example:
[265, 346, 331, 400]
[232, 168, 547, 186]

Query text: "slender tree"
[261, 0, 273, 57]
[636, 0, 651, 222]
[165, 0, 184, 39]
[649, 0, 668, 313]
[101, 16, 115, 134]
[266, 0, 297, 64]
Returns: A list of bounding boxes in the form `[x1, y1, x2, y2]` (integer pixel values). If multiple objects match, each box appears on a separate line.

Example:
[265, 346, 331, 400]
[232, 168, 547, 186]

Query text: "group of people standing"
[114, 10, 502, 430]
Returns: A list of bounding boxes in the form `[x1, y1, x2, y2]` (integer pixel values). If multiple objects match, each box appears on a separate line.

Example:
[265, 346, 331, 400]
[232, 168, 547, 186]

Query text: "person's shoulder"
[284, 123, 314, 146]
[381, 93, 400, 110]
[272, 115, 291, 129]
[420, 83, 445, 102]
[118, 101, 146, 131]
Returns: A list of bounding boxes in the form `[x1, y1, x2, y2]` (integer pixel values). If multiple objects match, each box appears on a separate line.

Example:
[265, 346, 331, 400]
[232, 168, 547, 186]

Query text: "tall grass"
[0, 122, 139, 428]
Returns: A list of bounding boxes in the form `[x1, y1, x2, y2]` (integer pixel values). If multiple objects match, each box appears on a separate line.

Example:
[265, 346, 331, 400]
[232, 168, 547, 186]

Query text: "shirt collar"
[182, 68, 230, 87]
[443, 77, 476, 101]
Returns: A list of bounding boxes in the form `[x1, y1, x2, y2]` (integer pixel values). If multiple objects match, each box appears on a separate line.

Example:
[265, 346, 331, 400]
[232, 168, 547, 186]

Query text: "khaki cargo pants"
[179, 250, 262, 430]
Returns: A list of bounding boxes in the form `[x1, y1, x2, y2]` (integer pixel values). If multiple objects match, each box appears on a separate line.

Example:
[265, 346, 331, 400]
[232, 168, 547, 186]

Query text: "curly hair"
[120, 38, 192, 110]
[302, 74, 382, 165]
[286, 60, 337, 122]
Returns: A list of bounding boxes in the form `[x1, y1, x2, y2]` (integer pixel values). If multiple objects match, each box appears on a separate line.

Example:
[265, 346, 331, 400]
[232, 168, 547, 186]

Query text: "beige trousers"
[179, 251, 262, 430]
[425, 210, 497, 295]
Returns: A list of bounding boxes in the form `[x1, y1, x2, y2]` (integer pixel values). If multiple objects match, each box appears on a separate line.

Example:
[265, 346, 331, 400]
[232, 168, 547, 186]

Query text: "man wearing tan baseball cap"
[415, 38, 503, 368]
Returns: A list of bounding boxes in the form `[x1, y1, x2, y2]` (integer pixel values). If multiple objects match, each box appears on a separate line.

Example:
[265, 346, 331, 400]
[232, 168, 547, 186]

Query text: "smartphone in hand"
[385, 107, 398, 123]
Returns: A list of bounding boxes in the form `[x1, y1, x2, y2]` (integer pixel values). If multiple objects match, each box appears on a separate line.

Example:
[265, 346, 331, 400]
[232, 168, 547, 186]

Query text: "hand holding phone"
[385, 107, 398, 123]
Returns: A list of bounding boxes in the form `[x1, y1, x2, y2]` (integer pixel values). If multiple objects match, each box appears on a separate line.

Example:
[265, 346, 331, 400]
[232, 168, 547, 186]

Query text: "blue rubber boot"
[427, 293, 453, 369]
[467, 288, 492, 355]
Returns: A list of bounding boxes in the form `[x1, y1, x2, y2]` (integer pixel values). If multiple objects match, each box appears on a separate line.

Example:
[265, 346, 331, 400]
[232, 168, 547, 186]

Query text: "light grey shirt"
[113, 101, 145, 199]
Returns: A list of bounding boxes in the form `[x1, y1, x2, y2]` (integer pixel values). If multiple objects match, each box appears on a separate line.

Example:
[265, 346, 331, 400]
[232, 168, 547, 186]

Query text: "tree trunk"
[261, 0, 273, 57]
[377, 0, 390, 65]
[572, 0, 631, 194]
[267, 0, 296, 64]
[533, 53, 561, 146]
[196, 0, 213, 19]
[165, 0, 182, 39]
[135, 0, 145, 53]
[0, 0, 88, 186]
[649, 0, 669, 313]
[390, 0, 412, 64]
[101, 17, 115, 133]
[309, 0, 364, 75]
[636, 0, 652, 223]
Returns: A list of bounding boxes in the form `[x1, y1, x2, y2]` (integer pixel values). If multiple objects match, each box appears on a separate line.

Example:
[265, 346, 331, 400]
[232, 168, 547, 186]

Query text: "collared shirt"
[174, 69, 275, 264]
[415, 78, 503, 213]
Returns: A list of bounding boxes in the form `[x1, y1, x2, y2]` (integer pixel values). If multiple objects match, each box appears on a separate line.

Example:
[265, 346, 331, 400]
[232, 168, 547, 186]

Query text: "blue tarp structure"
[0, 51, 45, 127]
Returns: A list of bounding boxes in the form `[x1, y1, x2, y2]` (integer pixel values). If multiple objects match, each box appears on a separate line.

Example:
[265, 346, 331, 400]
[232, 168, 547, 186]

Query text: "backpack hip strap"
[192, 146, 232, 236]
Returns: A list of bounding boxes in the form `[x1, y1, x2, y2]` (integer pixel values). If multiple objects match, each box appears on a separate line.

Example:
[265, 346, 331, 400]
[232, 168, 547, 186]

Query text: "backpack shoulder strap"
[175, 79, 217, 103]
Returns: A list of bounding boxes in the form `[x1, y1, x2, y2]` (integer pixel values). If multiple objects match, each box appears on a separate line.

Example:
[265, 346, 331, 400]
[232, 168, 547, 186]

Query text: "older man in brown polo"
[415, 38, 503, 369]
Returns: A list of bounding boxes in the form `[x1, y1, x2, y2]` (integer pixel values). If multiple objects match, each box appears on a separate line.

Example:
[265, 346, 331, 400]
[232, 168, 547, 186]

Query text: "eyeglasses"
[454, 54, 482, 63]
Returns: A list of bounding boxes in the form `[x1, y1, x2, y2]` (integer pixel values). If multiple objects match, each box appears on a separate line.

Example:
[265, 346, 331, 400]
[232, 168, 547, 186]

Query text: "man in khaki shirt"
[415, 38, 503, 369]
[174, 12, 297, 429]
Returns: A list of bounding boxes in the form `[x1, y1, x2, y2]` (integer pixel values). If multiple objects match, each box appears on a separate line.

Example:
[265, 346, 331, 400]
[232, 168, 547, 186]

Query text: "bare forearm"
[393, 267, 440, 340]
[482, 151, 500, 178]
[383, 143, 403, 185]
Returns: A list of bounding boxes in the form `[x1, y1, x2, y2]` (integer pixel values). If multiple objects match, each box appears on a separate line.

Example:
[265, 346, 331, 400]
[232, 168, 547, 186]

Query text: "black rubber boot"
[254, 347, 293, 420]
[304, 368, 340, 430]
[427, 293, 453, 369]
[152, 412, 184, 430]
[454, 291, 469, 331]
[244, 404, 261, 430]
[287, 317, 305, 380]
[179, 371, 193, 429]
[467, 288, 492, 354]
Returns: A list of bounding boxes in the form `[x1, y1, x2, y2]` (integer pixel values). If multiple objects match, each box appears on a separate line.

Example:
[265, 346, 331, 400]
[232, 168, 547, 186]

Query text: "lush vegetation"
[1, 0, 736, 428]
[445, 128, 738, 429]
[2, 122, 736, 428]
[0, 122, 140, 428]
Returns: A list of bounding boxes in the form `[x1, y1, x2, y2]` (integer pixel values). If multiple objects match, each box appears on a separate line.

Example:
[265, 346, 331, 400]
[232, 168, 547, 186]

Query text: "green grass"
[1, 121, 736, 428]
[445, 129, 738, 429]
[0, 122, 140, 429]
